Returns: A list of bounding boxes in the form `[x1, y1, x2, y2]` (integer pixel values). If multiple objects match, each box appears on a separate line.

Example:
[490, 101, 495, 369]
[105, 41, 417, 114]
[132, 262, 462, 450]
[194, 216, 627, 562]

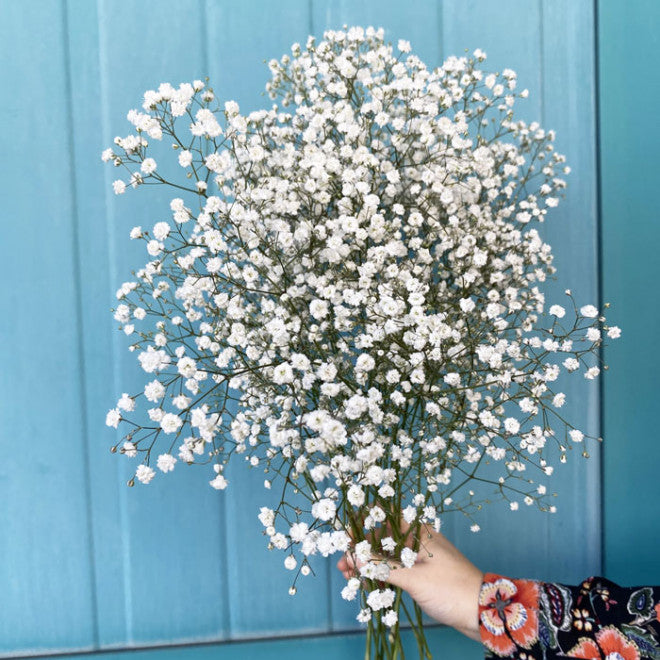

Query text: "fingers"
[382, 561, 412, 590]
[337, 545, 409, 585]
[336, 554, 354, 580]
[336, 515, 446, 587]
[336, 548, 369, 580]
[338, 548, 415, 591]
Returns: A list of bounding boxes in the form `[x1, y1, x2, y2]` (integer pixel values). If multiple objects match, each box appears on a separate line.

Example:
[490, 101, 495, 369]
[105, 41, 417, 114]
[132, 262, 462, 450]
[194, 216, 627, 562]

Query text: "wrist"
[456, 569, 484, 642]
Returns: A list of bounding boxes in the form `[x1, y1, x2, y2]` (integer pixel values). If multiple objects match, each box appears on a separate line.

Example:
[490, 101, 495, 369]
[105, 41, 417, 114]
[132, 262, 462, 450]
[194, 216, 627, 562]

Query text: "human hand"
[337, 523, 484, 642]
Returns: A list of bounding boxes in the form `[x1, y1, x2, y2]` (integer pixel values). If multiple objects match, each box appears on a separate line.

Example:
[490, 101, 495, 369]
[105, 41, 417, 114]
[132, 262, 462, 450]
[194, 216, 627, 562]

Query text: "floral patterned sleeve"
[478, 572, 660, 659]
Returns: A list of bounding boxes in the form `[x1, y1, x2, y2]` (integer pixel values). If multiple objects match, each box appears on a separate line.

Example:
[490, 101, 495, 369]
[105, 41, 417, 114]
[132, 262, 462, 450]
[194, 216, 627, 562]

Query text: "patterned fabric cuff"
[479, 572, 541, 657]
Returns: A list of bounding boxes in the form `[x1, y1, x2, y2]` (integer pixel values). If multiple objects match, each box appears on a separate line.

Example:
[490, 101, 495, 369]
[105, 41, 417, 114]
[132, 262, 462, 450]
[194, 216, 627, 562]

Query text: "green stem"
[365, 619, 372, 660]
[414, 602, 432, 660]
[400, 598, 432, 660]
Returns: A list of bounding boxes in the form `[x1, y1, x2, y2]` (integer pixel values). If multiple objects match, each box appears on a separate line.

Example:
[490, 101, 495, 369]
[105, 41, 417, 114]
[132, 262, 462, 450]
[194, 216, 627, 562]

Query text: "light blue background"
[0, 1, 656, 658]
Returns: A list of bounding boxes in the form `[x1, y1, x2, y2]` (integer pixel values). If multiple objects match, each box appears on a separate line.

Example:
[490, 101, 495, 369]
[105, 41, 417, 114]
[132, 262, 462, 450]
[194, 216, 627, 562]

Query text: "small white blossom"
[587, 327, 601, 342]
[569, 429, 584, 443]
[400, 547, 417, 568]
[210, 473, 228, 489]
[347, 484, 365, 506]
[157, 453, 177, 472]
[136, 464, 155, 484]
[144, 379, 165, 402]
[342, 578, 360, 601]
[357, 609, 371, 624]
[503, 418, 520, 435]
[273, 362, 294, 384]
[402, 506, 417, 524]
[258, 507, 275, 527]
[552, 393, 566, 408]
[367, 588, 396, 611]
[309, 299, 329, 320]
[160, 413, 182, 434]
[122, 441, 137, 458]
[382, 610, 398, 627]
[356, 353, 376, 372]
[140, 158, 157, 174]
[580, 305, 599, 318]
[584, 366, 600, 379]
[381, 537, 396, 553]
[177, 357, 197, 378]
[355, 540, 372, 564]
[290, 522, 309, 543]
[138, 347, 170, 373]
[106, 408, 121, 428]
[178, 150, 193, 167]
[549, 304, 565, 318]
[311, 498, 336, 522]
[117, 393, 135, 412]
[152, 221, 170, 241]
[460, 297, 475, 313]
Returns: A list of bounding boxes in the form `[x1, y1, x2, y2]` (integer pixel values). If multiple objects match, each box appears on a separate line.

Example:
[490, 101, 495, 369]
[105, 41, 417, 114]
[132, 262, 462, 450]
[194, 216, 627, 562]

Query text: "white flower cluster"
[102, 26, 620, 636]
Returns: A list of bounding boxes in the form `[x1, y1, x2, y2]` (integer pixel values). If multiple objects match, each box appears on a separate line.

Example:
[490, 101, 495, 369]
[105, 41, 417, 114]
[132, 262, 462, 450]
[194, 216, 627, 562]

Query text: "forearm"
[478, 572, 660, 658]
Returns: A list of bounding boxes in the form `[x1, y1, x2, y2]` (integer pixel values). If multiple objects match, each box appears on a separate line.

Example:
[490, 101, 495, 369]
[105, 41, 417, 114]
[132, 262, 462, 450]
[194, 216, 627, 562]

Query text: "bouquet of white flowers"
[104, 26, 619, 659]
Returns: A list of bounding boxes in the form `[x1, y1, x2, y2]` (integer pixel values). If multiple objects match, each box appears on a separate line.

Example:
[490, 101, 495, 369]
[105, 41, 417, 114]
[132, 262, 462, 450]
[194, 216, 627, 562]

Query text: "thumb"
[383, 561, 413, 590]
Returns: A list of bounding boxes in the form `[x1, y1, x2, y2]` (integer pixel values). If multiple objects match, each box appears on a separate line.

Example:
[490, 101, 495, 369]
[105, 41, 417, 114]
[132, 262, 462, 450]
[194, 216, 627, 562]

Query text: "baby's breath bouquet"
[104, 27, 619, 659]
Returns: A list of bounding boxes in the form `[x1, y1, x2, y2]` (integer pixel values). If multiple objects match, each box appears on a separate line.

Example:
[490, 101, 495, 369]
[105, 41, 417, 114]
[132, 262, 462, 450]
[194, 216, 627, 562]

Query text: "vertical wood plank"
[599, 0, 660, 585]
[65, 0, 127, 646]
[435, 0, 602, 585]
[96, 0, 228, 644]
[538, 0, 601, 582]
[0, 1, 97, 654]
[204, 0, 334, 638]
[309, 0, 448, 630]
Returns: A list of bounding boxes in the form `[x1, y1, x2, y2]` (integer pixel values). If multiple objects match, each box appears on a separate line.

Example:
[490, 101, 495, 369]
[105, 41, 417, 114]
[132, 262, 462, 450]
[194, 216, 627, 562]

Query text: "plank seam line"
[592, 0, 606, 578]
[61, 0, 100, 647]
[200, 0, 232, 638]
[95, 0, 134, 641]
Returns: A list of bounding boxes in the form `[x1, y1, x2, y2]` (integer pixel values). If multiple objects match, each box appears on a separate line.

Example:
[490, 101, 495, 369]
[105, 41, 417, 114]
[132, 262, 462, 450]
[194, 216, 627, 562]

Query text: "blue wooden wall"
[599, 0, 660, 586]
[0, 1, 654, 658]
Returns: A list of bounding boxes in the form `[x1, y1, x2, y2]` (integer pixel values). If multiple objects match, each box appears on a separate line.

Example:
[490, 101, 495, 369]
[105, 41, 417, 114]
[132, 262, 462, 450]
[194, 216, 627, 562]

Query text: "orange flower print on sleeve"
[566, 626, 640, 660]
[655, 602, 660, 623]
[479, 573, 540, 657]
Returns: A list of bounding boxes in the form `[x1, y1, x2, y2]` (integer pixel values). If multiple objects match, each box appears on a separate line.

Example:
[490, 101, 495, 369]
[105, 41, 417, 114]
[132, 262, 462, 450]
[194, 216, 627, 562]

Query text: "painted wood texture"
[0, 1, 601, 658]
[599, 0, 660, 585]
